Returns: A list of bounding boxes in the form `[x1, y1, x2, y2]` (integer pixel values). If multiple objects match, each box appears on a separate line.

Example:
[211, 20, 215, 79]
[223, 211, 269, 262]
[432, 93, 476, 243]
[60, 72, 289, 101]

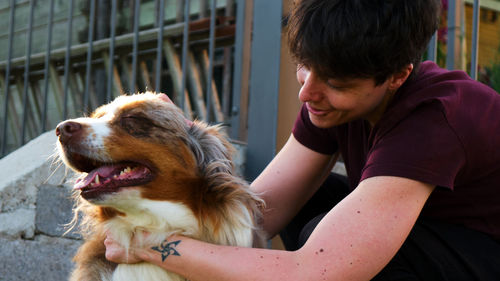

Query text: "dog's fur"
[56, 92, 264, 281]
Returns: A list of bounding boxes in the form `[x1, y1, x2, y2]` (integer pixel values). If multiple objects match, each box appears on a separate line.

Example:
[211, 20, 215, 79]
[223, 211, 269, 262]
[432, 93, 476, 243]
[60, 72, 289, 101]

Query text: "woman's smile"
[306, 103, 332, 116]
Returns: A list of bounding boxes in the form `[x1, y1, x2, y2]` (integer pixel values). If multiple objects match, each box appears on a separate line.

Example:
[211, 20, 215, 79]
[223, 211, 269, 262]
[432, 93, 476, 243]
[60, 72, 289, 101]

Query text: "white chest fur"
[112, 263, 185, 281]
[103, 198, 254, 281]
[103, 200, 197, 281]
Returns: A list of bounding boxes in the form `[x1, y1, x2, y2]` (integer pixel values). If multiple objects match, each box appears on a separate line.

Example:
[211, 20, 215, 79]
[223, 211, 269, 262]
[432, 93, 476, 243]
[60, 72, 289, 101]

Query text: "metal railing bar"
[1, 0, 16, 156]
[0, 23, 185, 69]
[20, 0, 36, 146]
[206, 0, 216, 122]
[222, 0, 234, 120]
[131, 0, 141, 93]
[107, 0, 117, 102]
[41, 0, 55, 133]
[226, 0, 234, 17]
[62, 0, 75, 120]
[180, 0, 190, 112]
[176, 0, 184, 23]
[470, 0, 480, 80]
[200, 0, 208, 18]
[83, 0, 96, 112]
[446, 0, 457, 70]
[229, 0, 246, 140]
[427, 32, 438, 62]
[155, 0, 165, 92]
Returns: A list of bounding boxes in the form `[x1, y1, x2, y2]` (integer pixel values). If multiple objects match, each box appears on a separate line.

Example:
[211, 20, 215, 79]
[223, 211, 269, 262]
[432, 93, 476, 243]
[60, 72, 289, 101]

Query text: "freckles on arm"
[129, 176, 433, 281]
[295, 176, 435, 280]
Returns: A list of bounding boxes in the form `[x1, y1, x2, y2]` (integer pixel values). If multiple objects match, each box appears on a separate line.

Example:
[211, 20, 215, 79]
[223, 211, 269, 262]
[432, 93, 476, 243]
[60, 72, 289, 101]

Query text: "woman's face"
[296, 65, 394, 128]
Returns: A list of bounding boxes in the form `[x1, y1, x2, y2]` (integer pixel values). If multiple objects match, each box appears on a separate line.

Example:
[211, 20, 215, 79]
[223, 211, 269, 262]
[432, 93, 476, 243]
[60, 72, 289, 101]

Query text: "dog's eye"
[120, 115, 154, 137]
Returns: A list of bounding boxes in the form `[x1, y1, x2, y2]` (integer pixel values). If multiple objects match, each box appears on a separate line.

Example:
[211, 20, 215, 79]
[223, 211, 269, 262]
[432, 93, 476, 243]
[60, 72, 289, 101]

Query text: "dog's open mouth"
[71, 154, 154, 200]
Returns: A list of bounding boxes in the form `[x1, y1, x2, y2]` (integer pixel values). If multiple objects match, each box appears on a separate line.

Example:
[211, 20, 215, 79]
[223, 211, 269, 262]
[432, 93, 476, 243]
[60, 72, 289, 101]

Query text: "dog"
[56, 92, 265, 281]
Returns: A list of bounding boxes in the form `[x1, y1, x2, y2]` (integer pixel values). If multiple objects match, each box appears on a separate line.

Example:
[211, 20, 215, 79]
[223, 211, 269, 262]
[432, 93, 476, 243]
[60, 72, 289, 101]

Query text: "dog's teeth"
[121, 167, 132, 175]
[95, 175, 100, 184]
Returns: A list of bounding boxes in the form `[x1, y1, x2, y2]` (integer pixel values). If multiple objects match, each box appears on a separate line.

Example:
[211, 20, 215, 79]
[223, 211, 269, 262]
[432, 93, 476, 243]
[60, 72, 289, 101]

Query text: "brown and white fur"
[56, 92, 264, 281]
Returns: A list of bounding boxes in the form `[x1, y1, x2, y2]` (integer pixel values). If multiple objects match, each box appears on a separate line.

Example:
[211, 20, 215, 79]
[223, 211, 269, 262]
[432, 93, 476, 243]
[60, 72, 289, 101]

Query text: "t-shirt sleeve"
[361, 105, 466, 190]
[292, 104, 338, 155]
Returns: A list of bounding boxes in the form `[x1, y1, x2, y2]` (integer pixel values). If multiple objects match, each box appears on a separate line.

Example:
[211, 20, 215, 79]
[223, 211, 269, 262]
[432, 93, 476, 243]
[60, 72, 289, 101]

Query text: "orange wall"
[465, 5, 500, 68]
[276, 0, 302, 152]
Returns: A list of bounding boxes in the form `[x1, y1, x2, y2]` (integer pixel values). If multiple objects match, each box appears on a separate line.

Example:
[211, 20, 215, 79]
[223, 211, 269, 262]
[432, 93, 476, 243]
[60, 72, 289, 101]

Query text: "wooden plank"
[68, 69, 83, 117]
[163, 39, 193, 119]
[140, 60, 153, 91]
[0, 74, 19, 146]
[119, 56, 131, 93]
[187, 51, 207, 119]
[112, 64, 125, 97]
[102, 51, 125, 97]
[82, 71, 99, 112]
[28, 80, 43, 134]
[15, 76, 36, 140]
[49, 63, 64, 118]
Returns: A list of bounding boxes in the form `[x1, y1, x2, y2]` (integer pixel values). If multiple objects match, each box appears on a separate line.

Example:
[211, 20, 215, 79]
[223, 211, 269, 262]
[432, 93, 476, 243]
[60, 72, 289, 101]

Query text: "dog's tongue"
[74, 165, 123, 190]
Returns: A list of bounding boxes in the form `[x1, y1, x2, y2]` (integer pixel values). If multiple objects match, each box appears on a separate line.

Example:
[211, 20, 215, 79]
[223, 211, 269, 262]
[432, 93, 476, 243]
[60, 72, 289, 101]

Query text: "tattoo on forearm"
[151, 239, 181, 262]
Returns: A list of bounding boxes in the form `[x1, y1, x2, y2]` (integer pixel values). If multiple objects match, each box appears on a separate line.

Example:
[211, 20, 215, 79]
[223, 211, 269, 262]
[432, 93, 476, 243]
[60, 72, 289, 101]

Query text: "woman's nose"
[297, 68, 323, 103]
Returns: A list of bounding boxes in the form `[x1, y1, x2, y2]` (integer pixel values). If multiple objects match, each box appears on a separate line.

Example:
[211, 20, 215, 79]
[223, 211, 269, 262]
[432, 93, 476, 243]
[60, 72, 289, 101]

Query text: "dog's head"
[56, 93, 243, 212]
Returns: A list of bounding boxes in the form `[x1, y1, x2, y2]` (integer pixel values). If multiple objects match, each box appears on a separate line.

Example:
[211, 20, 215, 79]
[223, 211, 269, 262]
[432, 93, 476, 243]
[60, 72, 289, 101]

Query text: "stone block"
[35, 184, 81, 239]
[0, 235, 81, 281]
[0, 208, 35, 239]
[0, 132, 60, 212]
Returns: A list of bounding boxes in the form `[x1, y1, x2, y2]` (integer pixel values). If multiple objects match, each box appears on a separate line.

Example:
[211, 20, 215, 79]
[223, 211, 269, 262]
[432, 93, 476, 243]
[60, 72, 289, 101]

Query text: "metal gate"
[0, 0, 494, 179]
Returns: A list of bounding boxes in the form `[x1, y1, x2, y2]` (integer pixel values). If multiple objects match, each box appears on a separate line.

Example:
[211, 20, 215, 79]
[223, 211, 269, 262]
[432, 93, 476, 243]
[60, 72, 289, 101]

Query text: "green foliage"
[478, 34, 500, 94]
[489, 62, 500, 93]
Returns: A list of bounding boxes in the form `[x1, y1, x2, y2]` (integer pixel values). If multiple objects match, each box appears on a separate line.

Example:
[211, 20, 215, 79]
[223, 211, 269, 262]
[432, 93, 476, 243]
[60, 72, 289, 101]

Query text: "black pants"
[280, 173, 500, 280]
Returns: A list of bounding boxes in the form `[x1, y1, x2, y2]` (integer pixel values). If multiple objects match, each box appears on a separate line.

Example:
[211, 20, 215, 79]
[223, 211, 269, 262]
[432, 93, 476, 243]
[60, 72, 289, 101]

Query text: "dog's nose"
[56, 121, 82, 142]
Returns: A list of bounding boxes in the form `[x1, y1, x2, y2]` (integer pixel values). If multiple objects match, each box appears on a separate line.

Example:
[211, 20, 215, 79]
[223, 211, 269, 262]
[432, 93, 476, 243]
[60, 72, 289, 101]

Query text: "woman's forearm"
[136, 235, 301, 281]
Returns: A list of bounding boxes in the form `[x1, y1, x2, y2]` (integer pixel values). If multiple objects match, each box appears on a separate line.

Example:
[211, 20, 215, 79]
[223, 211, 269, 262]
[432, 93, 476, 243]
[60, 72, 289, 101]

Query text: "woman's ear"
[388, 64, 414, 91]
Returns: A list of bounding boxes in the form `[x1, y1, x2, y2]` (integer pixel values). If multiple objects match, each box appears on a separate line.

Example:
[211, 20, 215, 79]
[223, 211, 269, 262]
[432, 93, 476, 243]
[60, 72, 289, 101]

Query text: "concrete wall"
[0, 131, 81, 281]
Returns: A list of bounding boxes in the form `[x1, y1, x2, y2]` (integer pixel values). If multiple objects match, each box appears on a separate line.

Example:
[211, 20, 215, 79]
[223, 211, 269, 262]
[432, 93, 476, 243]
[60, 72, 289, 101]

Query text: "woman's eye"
[326, 81, 342, 90]
[325, 79, 349, 91]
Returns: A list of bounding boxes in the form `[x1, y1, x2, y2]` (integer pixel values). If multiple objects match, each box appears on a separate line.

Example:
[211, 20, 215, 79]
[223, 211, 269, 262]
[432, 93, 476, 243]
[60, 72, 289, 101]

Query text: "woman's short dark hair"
[287, 0, 441, 85]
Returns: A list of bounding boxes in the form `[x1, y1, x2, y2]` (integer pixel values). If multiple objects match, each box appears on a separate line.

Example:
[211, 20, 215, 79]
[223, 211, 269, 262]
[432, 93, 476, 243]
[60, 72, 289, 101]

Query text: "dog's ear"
[158, 93, 173, 104]
[157, 93, 193, 127]
[187, 123, 233, 170]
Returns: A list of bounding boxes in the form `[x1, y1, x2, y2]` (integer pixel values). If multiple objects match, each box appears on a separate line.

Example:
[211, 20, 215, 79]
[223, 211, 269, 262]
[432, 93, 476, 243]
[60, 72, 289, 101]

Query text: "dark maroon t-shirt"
[293, 61, 500, 241]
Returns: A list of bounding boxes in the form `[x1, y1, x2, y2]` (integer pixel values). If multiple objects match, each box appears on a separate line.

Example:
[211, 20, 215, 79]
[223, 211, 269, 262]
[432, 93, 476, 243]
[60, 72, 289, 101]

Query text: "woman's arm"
[106, 176, 434, 280]
[251, 134, 337, 237]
